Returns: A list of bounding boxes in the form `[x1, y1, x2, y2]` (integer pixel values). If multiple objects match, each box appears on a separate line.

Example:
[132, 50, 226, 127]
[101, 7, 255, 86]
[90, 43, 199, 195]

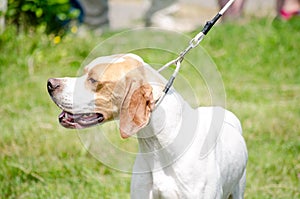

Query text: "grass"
[0, 17, 299, 198]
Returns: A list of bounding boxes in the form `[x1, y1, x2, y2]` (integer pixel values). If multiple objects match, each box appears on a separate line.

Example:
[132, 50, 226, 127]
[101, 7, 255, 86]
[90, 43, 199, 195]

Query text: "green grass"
[0, 18, 299, 198]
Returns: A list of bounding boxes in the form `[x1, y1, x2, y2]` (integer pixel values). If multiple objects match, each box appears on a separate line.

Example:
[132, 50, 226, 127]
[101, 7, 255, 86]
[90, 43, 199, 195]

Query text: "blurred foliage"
[6, 0, 80, 35]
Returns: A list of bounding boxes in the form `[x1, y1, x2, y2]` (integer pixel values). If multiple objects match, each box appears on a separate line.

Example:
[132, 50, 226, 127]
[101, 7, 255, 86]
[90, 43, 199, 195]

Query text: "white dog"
[47, 53, 247, 199]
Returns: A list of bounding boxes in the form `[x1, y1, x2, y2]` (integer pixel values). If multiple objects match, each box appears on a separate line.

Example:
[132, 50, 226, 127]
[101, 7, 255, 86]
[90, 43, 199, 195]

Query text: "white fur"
[84, 54, 126, 71]
[127, 55, 248, 199]
[131, 86, 248, 199]
[52, 75, 96, 114]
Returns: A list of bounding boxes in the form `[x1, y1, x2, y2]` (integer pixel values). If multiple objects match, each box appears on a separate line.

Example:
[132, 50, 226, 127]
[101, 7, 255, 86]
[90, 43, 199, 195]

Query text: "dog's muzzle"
[47, 78, 105, 129]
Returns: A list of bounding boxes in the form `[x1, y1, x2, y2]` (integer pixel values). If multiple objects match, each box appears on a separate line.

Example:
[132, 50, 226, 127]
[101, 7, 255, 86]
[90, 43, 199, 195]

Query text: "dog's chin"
[58, 111, 105, 129]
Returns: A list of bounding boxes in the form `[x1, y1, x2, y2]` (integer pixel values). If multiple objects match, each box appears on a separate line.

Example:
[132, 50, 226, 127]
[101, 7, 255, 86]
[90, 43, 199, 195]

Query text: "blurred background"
[1, 0, 278, 34]
[0, 0, 299, 198]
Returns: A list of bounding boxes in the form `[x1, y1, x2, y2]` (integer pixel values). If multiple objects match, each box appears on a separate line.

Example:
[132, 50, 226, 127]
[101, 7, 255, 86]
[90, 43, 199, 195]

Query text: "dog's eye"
[89, 78, 98, 84]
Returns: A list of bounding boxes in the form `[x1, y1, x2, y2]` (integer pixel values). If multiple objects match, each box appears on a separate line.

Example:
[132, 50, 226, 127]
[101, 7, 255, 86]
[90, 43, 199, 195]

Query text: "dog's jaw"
[48, 76, 109, 129]
[58, 111, 104, 129]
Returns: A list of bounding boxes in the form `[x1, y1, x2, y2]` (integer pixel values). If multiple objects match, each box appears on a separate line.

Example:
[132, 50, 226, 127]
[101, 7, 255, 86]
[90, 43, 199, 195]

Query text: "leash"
[155, 0, 235, 106]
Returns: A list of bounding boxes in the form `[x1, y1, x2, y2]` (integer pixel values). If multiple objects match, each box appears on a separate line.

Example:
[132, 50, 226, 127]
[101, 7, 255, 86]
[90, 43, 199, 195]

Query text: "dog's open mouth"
[58, 111, 104, 129]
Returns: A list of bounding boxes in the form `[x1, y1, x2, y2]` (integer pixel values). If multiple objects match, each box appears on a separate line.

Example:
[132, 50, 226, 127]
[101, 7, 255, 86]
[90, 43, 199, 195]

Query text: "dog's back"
[194, 106, 247, 198]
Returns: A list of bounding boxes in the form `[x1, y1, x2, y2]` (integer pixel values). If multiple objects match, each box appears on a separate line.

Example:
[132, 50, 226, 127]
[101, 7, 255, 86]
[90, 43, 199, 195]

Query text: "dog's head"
[47, 54, 155, 138]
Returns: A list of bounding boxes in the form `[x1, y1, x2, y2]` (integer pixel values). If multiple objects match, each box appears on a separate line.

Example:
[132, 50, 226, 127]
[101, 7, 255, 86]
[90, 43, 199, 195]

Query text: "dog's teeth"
[65, 112, 72, 119]
[84, 113, 92, 118]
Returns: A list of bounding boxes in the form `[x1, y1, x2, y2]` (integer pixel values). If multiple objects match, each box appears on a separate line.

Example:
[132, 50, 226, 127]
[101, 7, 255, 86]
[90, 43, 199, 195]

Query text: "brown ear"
[119, 83, 154, 139]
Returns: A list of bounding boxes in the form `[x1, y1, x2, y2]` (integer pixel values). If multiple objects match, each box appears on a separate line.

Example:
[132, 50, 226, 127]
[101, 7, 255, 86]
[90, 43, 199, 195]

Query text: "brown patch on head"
[88, 56, 143, 82]
[84, 55, 144, 93]
[82, 54, 148, 123]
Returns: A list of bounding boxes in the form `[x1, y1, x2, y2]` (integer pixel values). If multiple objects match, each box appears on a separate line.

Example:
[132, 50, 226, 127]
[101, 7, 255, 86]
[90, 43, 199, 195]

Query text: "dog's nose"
[47, 78, 60, 94]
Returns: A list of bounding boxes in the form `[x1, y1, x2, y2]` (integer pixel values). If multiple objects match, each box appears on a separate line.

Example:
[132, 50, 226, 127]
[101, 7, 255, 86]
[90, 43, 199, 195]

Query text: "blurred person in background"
[146, 0, 247, 27]
[72, 0, 248, 35]
[277, 0, 300, 20]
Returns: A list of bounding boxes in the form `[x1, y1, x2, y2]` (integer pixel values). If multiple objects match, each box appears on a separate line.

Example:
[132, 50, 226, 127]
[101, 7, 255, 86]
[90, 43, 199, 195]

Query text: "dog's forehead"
[84, 54, 125, 71]
[85, 54, 144, 81]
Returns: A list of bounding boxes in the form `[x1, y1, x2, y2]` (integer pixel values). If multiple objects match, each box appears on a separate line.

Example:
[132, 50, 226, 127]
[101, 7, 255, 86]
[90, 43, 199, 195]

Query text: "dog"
[47, 53, 247, 199]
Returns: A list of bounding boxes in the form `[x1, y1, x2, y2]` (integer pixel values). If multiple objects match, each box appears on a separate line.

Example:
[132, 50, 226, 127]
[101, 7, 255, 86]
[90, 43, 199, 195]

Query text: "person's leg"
[78, 0, 109, 28]
[278, 0, 300, 20]
[0, 0, 7, 34]
[145, 0, 177, 26]
[276, 0, 285, 14]
[217, 0, 246, 20]
[282, 0, 300, 11]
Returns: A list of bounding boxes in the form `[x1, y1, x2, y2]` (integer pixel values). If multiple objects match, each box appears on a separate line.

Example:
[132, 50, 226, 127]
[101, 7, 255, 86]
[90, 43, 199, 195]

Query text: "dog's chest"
[152, 171, 180, 198]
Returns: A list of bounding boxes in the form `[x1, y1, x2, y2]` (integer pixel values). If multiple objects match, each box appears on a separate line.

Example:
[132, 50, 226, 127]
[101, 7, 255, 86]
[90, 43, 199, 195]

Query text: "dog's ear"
[119, 81, 154, 139]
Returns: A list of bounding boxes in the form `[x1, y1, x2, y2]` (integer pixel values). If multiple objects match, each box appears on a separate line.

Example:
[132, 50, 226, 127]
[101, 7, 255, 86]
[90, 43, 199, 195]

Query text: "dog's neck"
[137, 83, 198, 171]
[138, 86, 183, 147]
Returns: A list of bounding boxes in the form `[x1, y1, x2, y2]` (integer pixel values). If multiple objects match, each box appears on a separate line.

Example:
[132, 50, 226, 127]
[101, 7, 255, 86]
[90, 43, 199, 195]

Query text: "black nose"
[47, 78, 60, 95]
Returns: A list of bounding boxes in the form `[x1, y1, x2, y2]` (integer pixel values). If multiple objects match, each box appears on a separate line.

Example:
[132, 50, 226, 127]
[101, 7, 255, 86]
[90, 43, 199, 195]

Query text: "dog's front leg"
[131, 155, 153, 199]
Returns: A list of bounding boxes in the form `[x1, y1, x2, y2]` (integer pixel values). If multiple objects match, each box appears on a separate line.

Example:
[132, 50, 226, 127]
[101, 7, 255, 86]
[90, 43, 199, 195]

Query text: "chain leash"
[155, 0, 235, 105]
